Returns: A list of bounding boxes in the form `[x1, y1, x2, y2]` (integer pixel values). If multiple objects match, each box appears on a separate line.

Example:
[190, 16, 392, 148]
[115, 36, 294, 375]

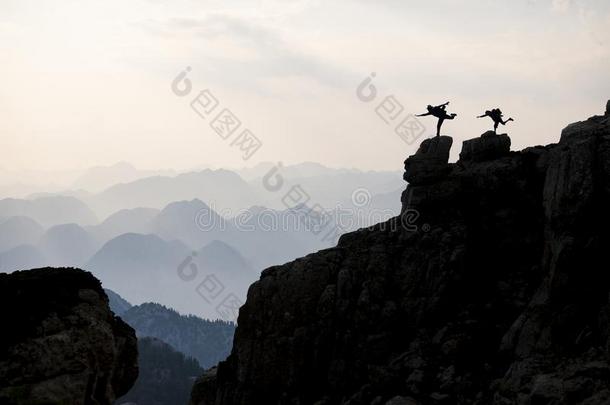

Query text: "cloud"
[1, 0, 609, 172]
[136, 13, 354, 90]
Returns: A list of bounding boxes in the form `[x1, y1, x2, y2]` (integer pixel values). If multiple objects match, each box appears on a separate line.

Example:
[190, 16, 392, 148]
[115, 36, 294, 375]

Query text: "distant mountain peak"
[200, 239, 240, 255]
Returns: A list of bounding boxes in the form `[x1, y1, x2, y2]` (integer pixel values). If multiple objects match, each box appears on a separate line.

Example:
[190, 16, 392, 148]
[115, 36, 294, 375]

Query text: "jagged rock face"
[0, 268, 138, 405]
[560, 107, 610, 141]
[403, 136, 452, 185]
[191, 368, 219, 405]
[193, 103, 610, 405]
[459, 131, 511, 162]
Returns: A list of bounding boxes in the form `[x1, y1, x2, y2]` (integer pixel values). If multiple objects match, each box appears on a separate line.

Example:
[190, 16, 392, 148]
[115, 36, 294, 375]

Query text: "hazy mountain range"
[0, 162, 401, 318]
[71, 162, 176, 193]
[121, 302, 235, 369]
[0, 196, 97, 227]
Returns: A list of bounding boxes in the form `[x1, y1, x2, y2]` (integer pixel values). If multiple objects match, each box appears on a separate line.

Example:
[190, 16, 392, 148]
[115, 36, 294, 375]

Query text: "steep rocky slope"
[192, 102, 610, 405]
[0, 267, 138, 404]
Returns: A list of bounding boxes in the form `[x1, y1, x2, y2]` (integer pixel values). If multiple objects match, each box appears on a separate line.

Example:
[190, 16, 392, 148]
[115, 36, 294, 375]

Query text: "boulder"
[0, 268, 138, 405]
[560, 100, 610, 141]
[459, 131, 511, 162]
[403, 136, 453, 185]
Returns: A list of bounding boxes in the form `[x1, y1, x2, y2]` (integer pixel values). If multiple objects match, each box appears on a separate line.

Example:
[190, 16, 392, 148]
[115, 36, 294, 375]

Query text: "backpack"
[490, 108, 503, 120]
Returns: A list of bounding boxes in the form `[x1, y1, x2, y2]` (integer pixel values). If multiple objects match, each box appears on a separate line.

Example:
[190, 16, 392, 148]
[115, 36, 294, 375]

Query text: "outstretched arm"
[477, 114, 486, 118]
[415, 112, 431, 117]
[435, 101, 450, 108]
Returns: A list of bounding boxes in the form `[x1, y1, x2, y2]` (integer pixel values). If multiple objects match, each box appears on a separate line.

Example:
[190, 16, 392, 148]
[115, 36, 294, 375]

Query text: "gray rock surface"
[0, 268, 138, 405]
[192, 102, 610, 405]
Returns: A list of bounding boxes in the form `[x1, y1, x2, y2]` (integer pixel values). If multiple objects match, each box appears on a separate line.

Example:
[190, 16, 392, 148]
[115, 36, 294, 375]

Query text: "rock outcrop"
[0, 267, 138, 405]
[403, 136, 453, 185]
[192, 102, 610, 405]
[459, 130, 511, 162]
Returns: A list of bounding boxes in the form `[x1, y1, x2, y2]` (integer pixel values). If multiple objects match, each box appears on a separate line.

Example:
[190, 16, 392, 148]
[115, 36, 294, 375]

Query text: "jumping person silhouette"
[416, 102, 457, 137]
[477, 108, 514, 133]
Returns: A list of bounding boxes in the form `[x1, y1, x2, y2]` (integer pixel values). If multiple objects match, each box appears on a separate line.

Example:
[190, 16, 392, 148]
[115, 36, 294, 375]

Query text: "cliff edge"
[193, 102, 610, 405]
[0, 267, 138, 405]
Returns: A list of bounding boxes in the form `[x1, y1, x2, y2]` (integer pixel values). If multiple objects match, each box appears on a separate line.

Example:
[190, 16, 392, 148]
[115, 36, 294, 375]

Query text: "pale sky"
[1, 0, 609, 172]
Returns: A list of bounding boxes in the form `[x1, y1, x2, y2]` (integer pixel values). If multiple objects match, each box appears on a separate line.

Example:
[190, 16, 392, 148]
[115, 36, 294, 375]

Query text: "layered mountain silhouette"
[1, 163, 401, 221]
[0, 163, 403, 294]
[151, 199, 228, 249]
[121, 302, 235, 369]
[0, 193, 373, 315]
[86, 233, 190, 309]
[0, 196, 97, 227]
[90, 207, 159, 242]
[196, 240, 254, 282]
[236, 161, 360, 181]
[89, 169, 258, 218]
[0, 216, 44, 252]
[87, 230, 256, 318]
[71, 161, 175, 193]
[247, 164, 403, 211]
[0, 162, 407, 329]
[0, 244, 46, 273]
[38, 223, 97, 267]
[226, 205, 331, 269]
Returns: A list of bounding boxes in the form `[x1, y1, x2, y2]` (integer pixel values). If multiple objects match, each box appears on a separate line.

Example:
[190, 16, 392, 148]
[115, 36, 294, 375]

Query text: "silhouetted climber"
[416, 102, 457, 137]
[478, 108, 514, 133]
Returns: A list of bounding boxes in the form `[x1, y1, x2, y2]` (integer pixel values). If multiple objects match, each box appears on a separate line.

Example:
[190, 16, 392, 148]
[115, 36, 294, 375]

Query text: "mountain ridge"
[192, 102, 610, 405]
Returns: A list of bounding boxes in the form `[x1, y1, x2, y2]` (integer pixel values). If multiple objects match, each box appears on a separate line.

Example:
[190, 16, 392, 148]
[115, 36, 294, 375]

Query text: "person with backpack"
[416, 101, 458, 137]
[477, 108, 514, 133]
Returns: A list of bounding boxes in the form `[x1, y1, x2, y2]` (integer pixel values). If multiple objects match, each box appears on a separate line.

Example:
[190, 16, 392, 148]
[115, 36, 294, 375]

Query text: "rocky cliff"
[0, 267, 138, 404]
[192, 102, 610, 405]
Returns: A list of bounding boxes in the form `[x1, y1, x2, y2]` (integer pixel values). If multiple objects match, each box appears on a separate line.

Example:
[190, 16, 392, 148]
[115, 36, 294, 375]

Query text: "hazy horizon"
[0, 159, 402, 197]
